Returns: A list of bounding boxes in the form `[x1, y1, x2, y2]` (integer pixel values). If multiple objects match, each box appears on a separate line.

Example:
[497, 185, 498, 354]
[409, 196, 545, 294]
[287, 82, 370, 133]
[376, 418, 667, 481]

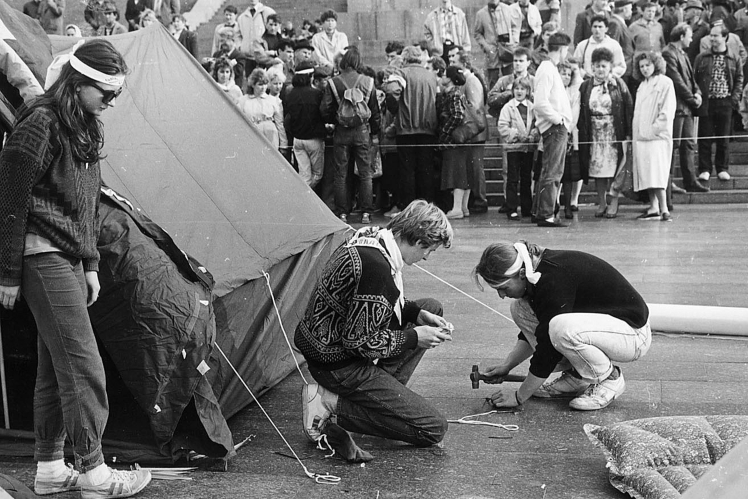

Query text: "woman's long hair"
[19, 39, 128, 164]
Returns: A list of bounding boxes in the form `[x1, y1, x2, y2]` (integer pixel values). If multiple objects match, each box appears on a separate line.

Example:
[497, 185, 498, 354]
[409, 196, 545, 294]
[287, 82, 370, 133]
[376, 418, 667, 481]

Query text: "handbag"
[451, 100, 487, 144]
[610, 142, 638, 201]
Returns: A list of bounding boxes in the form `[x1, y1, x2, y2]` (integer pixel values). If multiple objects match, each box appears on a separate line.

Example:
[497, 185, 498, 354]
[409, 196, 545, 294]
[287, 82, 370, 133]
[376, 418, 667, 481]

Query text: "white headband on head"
[295, 67, 314, 75]
[44, 40, 125, 90]
[500, 242, 542, 285]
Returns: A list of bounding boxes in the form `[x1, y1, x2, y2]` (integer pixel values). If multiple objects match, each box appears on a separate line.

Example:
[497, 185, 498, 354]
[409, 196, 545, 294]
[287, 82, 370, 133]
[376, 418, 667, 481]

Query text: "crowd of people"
[20, 0, 748, 226]
[198, 0, 748, 227]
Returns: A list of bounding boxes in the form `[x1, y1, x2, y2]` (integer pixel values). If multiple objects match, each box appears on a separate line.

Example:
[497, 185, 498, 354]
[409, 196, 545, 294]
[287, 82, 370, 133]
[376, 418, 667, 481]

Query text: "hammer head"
[471, 364, 480, 389]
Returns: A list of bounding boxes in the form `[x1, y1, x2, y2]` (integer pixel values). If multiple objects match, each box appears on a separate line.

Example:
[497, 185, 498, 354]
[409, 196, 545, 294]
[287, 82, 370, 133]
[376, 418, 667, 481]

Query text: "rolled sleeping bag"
[648, 304, 748, 337]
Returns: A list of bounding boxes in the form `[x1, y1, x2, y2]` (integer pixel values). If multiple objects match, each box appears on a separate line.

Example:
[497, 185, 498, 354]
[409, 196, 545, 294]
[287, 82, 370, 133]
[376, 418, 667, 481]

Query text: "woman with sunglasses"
[0, 39, 151, 498]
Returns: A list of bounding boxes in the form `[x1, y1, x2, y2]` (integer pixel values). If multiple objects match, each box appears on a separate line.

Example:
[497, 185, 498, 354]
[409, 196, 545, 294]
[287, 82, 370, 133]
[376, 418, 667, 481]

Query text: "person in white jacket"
[632, 51, 677, 222]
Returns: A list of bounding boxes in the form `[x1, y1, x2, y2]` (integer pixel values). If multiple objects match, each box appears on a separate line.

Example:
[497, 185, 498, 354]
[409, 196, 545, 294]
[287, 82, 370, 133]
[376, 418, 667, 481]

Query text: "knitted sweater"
[294, 240, 421, 370]
[0, 106, 102, 286]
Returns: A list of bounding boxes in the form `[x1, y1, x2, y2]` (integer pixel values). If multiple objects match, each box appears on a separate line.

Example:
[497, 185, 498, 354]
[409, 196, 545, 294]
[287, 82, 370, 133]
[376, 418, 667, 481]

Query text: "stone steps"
[481, 144, 748, 205]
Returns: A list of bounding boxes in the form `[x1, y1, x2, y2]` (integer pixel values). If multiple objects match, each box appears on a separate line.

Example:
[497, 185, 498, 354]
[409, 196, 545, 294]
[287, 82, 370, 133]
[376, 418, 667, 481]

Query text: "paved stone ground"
[2, 203, 748, 498]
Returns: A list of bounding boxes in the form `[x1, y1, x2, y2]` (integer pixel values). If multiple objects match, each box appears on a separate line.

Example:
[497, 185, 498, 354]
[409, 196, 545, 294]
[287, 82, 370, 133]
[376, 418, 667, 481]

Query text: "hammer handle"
[481, 373, 526, 383]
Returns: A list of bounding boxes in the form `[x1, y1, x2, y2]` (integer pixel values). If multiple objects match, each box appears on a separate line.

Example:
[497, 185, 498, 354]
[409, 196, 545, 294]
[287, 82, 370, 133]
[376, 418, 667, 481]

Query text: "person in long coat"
[632, 51, 677, 221]
[578, 48, 633, 218]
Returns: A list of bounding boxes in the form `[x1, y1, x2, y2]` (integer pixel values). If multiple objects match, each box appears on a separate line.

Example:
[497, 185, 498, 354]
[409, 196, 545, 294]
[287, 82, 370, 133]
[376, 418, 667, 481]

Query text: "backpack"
[329, 75, 373, 128]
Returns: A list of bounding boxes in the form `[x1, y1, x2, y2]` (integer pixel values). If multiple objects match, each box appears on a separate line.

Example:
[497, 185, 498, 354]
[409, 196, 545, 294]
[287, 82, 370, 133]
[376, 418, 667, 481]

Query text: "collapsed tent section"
[1, 14, 348, 462]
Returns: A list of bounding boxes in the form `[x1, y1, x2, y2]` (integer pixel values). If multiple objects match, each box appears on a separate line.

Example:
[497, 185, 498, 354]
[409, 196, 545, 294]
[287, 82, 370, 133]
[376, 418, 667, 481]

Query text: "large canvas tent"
[0, 8, 348, 462]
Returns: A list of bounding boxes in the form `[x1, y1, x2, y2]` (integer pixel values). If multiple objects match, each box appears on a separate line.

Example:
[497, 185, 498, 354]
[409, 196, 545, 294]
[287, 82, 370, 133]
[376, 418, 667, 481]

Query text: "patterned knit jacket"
[0, 106, 101, 286]
[294, 240, 422, 370]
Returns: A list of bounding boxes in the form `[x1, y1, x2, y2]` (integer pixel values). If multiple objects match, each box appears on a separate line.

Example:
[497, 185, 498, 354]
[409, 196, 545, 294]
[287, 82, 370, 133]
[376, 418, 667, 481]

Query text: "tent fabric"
[1, 13, 349, 462]
[49, 25, 346, 296]
[90, 189, 233, 460]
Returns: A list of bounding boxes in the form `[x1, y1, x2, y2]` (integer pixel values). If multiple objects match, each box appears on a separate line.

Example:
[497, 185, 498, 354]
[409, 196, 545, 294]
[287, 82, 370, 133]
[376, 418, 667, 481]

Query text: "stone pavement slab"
[2, 204, 748, 498]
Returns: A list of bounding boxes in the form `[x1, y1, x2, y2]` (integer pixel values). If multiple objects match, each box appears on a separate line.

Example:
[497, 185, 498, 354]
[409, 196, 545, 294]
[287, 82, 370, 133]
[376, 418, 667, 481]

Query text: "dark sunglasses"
[87, 81, 123, 104]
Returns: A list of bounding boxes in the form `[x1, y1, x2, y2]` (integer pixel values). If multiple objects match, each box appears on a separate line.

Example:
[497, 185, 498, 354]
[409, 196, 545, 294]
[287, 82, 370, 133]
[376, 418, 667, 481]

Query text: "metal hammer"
[471, 364, 526, 389]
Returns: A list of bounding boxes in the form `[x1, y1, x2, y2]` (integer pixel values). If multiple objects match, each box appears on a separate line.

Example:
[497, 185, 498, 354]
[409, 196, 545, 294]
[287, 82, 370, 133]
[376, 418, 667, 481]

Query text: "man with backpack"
[320, 47, 381, 223]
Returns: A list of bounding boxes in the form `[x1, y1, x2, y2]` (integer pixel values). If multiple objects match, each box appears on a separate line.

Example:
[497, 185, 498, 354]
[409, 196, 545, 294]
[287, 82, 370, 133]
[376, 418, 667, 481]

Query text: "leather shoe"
[537, 219, 568, 228]
[686, 182, 710, 193]
[671, 183, 687, 194]
[498, 205, 510, 214]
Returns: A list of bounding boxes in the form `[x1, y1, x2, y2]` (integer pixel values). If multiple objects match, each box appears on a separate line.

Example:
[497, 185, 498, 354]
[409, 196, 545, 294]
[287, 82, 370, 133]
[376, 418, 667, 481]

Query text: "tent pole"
[0, 316, 9, 429]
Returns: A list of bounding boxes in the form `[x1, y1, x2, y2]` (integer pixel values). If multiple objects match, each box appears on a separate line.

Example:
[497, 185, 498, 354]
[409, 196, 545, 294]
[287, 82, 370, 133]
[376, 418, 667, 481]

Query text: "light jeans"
[22, 252, 108, 472]
[510, 298, 651, 383]
[294, 138, 325, 188]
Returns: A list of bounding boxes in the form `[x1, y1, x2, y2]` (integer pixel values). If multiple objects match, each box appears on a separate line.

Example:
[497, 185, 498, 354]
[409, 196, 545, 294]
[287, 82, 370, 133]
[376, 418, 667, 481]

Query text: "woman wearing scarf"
[472, 241, 651, 411]
[294, 200, 453, 461]
[578, 47, 633, 218]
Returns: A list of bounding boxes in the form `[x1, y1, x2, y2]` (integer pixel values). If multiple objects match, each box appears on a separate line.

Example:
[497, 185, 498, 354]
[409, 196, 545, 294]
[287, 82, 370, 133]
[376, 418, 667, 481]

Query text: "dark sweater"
[283, 85, 326, 140]
[294, 242, 421, 370]
[0, 107, 101, 286]
[524, 249, 649, 379]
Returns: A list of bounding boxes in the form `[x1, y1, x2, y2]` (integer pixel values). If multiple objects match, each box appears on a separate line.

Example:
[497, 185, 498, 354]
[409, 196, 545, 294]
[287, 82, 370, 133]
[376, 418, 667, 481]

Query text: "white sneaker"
[698, 171, 710, 181]
[361, 213, 371, 224]
[533, 370, 590, 398]
[569, 369, 625, 411]
[302, 383, 338, 442]
[81, 468, 151, 499]
[35, 463, 81, 495]
[717, 171, 731, 181]
[445, 209, 464, 219]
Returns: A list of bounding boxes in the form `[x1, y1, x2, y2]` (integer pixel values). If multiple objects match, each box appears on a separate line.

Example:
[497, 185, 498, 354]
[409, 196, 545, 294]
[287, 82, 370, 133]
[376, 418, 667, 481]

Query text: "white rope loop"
[214, 343, 340, 484]
[447, 410, 519, 431]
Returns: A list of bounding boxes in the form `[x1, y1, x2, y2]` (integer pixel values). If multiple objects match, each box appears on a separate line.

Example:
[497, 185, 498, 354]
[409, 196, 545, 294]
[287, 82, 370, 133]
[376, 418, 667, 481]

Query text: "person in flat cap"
[684, 0, 710, 62]
[608, 0, 636, 83]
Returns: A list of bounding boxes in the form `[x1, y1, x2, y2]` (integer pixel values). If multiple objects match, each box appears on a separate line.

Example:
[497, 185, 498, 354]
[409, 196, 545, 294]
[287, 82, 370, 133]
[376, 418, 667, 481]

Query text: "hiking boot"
[81, 468, 151, 499]
[35, 463, 81, 495]
[569, 368, 625, 411]
[302, 383, 338, 442]
[533, 370, 590, 398]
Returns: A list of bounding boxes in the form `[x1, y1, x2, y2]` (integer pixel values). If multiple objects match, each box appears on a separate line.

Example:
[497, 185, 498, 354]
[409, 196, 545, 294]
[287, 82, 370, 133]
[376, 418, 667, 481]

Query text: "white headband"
[295, 67, 314, 75]
[501, 242, 542, 285]
[44, 40, 125, 90]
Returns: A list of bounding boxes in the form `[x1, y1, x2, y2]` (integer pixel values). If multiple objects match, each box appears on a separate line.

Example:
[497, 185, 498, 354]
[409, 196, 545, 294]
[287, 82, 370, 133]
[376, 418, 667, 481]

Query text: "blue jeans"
[333, 125, 373, 215]
[308, 298, 448, 447]
[534, 124, 568, 220]
[22, 252, 108, 472]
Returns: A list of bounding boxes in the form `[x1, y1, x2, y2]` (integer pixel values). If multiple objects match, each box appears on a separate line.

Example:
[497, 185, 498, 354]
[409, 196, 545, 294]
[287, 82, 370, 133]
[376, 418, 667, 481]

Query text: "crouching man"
[472, 240, 651, 411]
[294, 200, 454, 461]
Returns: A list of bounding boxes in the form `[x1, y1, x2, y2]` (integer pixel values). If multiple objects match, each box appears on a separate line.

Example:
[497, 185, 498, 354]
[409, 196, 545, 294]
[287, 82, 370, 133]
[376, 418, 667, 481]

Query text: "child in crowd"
[497, 77, 538, 220]
[212, 58, 243, 104]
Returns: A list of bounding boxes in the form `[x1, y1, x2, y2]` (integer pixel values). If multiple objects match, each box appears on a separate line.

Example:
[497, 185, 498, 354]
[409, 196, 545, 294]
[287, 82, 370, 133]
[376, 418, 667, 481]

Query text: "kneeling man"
[472, 240, 651, 411]
[295, 200, 454, 459]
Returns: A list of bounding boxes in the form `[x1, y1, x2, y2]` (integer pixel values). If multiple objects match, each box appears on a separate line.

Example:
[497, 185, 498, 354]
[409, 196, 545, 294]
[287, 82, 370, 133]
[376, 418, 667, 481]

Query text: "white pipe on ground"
[649, 304, 748, 337]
